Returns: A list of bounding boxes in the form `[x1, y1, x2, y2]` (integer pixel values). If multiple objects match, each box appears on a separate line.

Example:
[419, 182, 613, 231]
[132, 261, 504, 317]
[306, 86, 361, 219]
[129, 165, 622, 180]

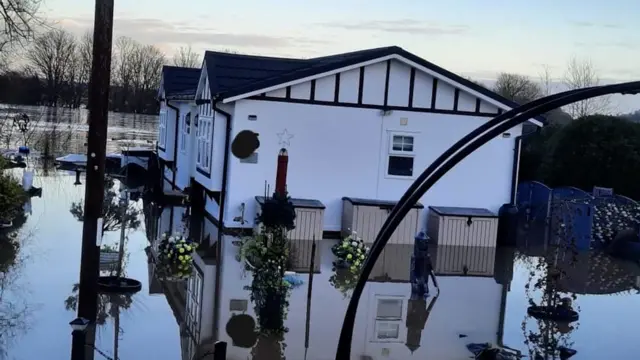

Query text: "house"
[157, 46, 545, 241]
[157, 65, 201, 191]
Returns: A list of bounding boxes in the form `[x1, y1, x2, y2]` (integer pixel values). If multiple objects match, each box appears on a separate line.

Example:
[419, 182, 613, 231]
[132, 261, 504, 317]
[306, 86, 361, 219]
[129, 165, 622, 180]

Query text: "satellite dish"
[231, 130, 260, 159]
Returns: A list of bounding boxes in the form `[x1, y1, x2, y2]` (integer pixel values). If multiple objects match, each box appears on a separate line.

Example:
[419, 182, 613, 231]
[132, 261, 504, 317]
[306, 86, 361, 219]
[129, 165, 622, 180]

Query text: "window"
[387, 134, 415, 177]
[196, 115, 213, 172]
[158, 108, 167, 149]
[375, 322, 400, 340]
[376, 298, 403, 319]
[185, 269, 203, 360]
[374, 297, 403, 341]
[180, 112, 190, 153]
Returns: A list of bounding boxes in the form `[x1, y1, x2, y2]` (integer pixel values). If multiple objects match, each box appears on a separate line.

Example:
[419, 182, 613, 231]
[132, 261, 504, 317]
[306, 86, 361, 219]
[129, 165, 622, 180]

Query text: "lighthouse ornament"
[275, 148, 289, 197]
[275, 128, 293, 197]
[256, 144, 296, 230]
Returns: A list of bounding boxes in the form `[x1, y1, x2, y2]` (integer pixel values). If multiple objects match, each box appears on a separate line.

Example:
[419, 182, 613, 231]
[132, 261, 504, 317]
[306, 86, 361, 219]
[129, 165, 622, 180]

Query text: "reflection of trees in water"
[69, 178, 141, 235]
[0, 212, 33, 357]
[63, 284, 133, 326]
[520, 245, 579, 359]
[65, 178, 141, 334]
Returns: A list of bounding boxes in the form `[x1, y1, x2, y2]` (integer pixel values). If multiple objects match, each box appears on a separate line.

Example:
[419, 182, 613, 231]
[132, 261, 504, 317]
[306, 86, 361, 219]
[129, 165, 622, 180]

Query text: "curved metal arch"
[336, 81, 640, 358]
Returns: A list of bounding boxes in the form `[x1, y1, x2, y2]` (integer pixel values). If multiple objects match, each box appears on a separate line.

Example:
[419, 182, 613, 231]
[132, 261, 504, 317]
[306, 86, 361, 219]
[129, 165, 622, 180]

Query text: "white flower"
[169, 236, 175, 242]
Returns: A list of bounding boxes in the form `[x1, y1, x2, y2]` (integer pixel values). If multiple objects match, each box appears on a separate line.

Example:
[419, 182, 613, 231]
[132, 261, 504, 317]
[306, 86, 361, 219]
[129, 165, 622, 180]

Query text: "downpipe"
[335, 81, 640, 359]
[166, 102, 180, 187]
[211, 101, 232, 342]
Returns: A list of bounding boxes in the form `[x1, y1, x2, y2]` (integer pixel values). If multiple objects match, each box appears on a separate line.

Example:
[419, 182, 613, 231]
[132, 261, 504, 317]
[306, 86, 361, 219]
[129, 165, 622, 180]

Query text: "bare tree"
[172, 45, 200, 68]
[538, 65, 556, 97]
[25, 29, 77, 106]
[130, 43, 165, 113]
[493, 73, 542, 104]
[67, 31, 92, 107]
[112, 36, 138, 110]
[0, 0, 42, 52]
[563, 57, 610, 118]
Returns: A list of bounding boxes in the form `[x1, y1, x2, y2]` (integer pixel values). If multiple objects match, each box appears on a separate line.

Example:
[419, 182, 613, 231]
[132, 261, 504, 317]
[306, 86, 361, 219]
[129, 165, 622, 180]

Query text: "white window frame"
[185, 268, 203, 348]
[196, 115, 213, 173]
[158, 108, 167, 149]
[180, 112, 190, 154]
[386, 132, 416, 179]
[372, 296, 404, 343]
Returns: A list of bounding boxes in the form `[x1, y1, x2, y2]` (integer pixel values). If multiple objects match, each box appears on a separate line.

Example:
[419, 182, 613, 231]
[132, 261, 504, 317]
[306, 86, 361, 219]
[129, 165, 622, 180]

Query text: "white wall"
[216, 239, 503, 360]
[224, 99, 522, 231]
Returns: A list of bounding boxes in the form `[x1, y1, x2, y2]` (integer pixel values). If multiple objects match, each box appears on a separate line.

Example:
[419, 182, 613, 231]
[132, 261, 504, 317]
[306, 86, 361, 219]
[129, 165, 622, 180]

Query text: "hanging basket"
[156, 232, 199, 280]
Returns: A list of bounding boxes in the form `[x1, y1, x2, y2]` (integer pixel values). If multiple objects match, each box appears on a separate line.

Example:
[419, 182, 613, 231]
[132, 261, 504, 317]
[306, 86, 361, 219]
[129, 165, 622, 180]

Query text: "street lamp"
[69, 317, 90, 332]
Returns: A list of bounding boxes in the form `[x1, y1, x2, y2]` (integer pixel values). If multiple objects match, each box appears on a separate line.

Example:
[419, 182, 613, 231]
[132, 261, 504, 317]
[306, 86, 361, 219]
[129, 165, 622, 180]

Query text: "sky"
[41, 0, 640, 112]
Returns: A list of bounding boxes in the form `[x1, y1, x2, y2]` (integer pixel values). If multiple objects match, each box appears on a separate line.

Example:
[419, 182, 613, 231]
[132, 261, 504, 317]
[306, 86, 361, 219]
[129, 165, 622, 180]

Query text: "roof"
[161, 65, 201, 100]
[202, 46, 546, 125]
[203, 51, 308, 96]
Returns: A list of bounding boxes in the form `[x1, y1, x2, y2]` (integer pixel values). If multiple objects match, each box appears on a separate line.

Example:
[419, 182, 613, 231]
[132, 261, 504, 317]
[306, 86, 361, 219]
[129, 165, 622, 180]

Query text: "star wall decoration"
[277, 129, 294, 148]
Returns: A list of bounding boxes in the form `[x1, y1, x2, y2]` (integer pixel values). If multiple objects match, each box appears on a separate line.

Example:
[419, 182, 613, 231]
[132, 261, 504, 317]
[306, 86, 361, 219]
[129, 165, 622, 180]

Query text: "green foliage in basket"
[157, 232, 198, 280]
[241, 225, 292, 336]
[329, 231, 369, 298]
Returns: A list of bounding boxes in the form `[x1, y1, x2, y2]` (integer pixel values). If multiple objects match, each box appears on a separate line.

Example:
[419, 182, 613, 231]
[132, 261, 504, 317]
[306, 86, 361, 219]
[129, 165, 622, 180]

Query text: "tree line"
[0, 28, 202, 114]
[489, 60, 640, 199]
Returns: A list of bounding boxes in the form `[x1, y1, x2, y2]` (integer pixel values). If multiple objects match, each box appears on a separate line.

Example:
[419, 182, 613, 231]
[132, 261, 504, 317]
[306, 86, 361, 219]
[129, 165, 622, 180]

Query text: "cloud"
[570, 21, 623, 29]
[55, 16, 329, 50]
[317, 19, 469, 35]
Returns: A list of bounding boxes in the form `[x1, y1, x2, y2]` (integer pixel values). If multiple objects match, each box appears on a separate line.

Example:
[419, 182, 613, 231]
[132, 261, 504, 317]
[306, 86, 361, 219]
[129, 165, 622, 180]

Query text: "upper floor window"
[196, 116, 213, 172]
[158, 109, 167, 149]
[387, 133, 415, 177]
[180, 112, 190, 153]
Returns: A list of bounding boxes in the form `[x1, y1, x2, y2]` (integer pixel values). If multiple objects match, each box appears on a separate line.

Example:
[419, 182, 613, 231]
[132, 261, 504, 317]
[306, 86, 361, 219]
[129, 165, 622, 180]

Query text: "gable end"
[221, 54, 543, 126]
[235, 58, 532, 120]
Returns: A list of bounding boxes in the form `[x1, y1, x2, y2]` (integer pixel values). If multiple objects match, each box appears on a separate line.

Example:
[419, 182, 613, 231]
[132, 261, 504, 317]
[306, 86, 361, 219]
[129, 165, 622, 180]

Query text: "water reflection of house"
[215, 239, 515, 360]
[147, 202, 218, 360]
[358, 244, 512, 359]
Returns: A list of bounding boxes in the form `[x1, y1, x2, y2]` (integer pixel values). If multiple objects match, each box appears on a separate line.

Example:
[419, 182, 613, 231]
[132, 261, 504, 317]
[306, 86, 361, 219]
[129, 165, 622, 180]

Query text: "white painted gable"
[223, 55, 542, 126]
[266, 59, 501, 115]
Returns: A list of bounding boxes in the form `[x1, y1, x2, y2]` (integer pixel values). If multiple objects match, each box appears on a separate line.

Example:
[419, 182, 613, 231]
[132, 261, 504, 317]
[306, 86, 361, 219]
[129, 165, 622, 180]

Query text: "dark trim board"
[247, 95, 502, 118]
[357, 67, 364, 104]
[334, 73, 340, 102]
[196, 167, 211, 178]
[430, 78, 438, 109]
[383, 59, 390, 106]
[408, 68, 415, 107]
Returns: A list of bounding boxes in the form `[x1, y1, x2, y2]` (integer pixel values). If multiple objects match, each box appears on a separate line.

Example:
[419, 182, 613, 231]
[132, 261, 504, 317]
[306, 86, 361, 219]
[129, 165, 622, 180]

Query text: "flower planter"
[156, 232, 198, 279]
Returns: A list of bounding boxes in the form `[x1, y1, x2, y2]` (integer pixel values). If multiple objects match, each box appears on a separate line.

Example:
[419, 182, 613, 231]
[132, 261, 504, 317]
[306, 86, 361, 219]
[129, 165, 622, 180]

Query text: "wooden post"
[72, 0, 114, 359]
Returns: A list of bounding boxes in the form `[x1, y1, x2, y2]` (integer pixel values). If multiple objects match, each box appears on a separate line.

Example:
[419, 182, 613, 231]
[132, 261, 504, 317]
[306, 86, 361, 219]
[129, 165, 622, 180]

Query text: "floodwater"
[2, 107, 640, 359]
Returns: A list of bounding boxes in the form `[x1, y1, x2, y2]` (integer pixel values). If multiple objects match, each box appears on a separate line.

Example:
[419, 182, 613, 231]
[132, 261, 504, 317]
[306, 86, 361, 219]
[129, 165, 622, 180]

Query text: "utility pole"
[72, 0, 115, 359]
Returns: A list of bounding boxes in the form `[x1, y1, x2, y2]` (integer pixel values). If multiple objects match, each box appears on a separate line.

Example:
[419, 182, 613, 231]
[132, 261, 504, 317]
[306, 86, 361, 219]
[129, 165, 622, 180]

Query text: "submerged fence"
[516, 182, 640, 250]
